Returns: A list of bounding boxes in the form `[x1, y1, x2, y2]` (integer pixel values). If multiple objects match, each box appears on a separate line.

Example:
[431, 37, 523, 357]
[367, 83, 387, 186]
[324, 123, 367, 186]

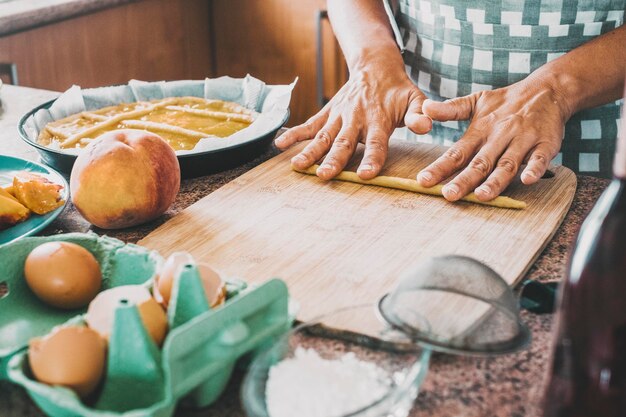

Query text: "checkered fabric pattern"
[388, 0, 625, 177]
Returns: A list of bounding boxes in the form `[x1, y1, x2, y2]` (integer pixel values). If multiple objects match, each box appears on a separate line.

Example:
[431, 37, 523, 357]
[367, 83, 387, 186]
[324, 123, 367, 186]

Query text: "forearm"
[327, 0, 404, 73]
[537, 24, 626, 118]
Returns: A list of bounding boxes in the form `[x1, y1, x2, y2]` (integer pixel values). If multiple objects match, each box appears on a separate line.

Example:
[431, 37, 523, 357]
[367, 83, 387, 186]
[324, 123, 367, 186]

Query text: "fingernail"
[444, 183, 459, 197]
[475, 185, 491, 196]
[417, 171, 433, 183]
[358, 164, 374, 173]
[523, 170, 537, 180]
[292, 154, 306, 163]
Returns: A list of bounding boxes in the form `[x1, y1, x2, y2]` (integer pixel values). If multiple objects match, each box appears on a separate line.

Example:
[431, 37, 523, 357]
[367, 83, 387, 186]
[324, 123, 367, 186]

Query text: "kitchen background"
[0, 0, 348, 126]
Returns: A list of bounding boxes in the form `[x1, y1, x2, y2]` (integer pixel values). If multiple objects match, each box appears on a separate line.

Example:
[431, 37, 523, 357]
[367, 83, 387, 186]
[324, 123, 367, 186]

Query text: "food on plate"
[11, 172, 65, 214]
[28, 325, 107, 398]
[292, 164, 528, 210]
[154, 252, 227, 308]
[0, 187, 30, 229]
[0, 172, 65, 230]
[38, 96, 256, 152]
[24, 241, 102, 309]
[70, 129, 180, 229]
[86, 285, 168, 346]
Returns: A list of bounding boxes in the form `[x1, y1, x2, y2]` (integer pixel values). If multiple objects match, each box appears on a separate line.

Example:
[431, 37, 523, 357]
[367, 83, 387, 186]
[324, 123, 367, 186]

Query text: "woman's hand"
[275, 53, 432, 180]
[418, 73, 573, 202]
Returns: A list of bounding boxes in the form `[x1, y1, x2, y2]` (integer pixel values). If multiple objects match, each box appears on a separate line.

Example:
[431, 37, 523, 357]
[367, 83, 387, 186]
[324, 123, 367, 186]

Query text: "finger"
[521, 144, 558, 185]
[357, 126, 390, 180]
[316, 124, 360, 180]
[275, 110, 329, 150]
[474, 138, 535, 201]
[422, 94, 479, 122]
[416, 127, 485, 187]
[404, 88, 432, 135]
[441, 136, 513, 201]
[290, 118, 341, 170]
[442, 117, 526, 201]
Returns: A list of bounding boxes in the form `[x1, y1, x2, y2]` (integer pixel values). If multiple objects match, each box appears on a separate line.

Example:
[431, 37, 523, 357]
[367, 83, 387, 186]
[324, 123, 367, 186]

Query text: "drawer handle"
[0, 63, 18, 85]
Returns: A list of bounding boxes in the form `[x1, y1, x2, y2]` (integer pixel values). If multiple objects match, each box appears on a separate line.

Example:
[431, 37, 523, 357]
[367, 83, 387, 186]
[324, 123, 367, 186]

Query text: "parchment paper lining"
[24, 75, 296, 155]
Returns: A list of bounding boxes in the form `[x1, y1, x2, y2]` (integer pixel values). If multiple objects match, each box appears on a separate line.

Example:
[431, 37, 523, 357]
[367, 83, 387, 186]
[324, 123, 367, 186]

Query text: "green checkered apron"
[386, 0, 625, 177]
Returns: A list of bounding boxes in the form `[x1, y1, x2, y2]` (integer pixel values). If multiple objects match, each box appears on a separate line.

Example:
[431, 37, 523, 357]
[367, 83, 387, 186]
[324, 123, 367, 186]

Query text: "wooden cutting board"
[139, 141, 576, 324]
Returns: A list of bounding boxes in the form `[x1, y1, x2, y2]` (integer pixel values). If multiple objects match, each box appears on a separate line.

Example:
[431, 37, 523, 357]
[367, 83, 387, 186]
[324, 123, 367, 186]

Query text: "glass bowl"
[242, 305, 431, 417]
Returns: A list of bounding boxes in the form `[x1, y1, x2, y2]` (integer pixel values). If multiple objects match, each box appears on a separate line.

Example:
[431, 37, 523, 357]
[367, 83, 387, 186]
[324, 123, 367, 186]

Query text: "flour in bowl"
[266, 347, 394, 417]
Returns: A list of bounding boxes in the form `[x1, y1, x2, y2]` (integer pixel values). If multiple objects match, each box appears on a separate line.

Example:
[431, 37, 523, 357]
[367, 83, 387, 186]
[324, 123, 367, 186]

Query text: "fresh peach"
[70, 129, 180, 229]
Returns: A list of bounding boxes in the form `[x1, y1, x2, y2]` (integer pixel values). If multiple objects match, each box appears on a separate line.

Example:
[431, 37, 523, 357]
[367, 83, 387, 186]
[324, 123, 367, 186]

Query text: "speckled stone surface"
[0, 85, 612, 417]
[0, 0, 141, 36]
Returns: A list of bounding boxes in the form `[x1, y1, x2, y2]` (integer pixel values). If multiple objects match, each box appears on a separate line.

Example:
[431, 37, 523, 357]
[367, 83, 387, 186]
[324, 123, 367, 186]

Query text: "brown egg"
[153, 251, 194, 307]
[154, 252, 226, 308]
[24, 242, 102, 309]
[86, 285, 168, 347]
[29, 326, 107, 398]
[197, 263, 227, 308]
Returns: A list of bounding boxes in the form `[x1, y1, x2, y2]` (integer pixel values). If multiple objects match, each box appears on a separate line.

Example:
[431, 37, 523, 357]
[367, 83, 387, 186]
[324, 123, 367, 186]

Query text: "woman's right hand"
[275, 51, 432, 180]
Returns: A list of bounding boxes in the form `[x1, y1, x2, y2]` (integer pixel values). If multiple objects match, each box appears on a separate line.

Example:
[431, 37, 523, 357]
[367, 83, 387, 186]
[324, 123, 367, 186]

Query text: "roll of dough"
[292, 164, 527, 210]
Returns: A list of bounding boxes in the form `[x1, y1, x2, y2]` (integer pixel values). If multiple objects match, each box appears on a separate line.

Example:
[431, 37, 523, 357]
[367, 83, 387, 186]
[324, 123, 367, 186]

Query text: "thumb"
[422, 94, 478, 122]
[403, 89, 432, 135]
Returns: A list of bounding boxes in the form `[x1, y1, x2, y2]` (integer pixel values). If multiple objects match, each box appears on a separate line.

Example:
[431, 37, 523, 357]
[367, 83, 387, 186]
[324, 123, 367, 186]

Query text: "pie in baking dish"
[38, 97, 256, 151]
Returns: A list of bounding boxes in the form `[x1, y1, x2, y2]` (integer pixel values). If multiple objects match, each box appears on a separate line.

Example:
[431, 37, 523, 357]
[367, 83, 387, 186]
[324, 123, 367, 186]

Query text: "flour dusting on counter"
[266, 347, 394, 417]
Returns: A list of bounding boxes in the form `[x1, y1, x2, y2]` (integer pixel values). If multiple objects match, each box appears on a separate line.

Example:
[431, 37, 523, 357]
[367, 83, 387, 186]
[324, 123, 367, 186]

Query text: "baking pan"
[18, 99, 289, 179]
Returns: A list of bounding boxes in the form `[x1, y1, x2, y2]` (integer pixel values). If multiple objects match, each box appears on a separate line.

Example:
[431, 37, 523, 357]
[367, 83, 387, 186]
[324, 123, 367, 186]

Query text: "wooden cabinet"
[0, 0, 346, 127]
[211, 0, 347, 126]
[0, 0, 213, 91]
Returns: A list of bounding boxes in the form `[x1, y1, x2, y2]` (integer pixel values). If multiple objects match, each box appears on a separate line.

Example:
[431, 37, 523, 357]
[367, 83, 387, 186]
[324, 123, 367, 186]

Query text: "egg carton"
[0, 232, 290, 416]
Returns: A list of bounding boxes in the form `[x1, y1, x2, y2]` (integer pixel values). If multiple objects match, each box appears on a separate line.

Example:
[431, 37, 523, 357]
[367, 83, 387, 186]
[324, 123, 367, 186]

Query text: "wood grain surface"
[0, 0, 212, 91]
[211, 0, 347, 125]
[139, 141, 577, 323]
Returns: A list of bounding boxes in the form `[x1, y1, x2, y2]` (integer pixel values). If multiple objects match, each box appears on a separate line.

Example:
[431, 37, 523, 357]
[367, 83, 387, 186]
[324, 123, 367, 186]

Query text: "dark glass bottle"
[542, 111, 626, 416]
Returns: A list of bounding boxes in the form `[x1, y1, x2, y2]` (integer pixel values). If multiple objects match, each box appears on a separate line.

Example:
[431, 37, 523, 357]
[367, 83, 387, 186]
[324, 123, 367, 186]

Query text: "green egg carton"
[1, 232, 291, 417]
[0, 232, 161, 378]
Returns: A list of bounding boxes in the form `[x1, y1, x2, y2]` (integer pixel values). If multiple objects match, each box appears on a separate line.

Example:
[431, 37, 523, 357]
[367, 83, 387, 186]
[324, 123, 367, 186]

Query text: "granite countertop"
[0, 85, 611, 417]
[0, 0, 141, 36]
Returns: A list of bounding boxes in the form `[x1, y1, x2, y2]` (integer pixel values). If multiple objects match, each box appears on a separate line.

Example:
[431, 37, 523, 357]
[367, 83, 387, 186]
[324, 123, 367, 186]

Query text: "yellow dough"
[38, 97, 256, 151]
[292, 164, 527, 210]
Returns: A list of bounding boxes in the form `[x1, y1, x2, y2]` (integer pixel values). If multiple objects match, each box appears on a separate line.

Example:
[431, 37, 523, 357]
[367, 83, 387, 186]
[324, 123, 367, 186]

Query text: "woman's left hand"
[417, 73, 573, 202]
